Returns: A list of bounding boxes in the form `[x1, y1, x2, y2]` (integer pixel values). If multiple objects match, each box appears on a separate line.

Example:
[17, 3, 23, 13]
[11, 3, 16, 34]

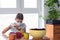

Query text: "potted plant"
[45, 0, 60, 24]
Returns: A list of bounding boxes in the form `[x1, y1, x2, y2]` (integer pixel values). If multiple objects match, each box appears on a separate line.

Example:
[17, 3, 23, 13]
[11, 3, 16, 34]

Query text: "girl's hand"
[2, 34, 8, 38]
[13, 23, 21, 30]
[13, 23, 17, 27]
[13, 23, 20, 27]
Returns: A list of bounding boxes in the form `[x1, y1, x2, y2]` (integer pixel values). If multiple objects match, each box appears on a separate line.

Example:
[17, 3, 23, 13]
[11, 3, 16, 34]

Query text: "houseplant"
[45, 0, 60, 24]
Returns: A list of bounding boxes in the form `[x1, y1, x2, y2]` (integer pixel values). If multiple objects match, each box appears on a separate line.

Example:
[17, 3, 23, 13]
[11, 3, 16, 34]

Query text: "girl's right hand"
[2, 34, 8, 38]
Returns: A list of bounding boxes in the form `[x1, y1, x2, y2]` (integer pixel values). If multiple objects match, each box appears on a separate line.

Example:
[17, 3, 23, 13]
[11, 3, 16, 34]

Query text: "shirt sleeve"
[23, 23, 26, 28]
[20, 23, 26, 29]
[9, 23, 14, 28]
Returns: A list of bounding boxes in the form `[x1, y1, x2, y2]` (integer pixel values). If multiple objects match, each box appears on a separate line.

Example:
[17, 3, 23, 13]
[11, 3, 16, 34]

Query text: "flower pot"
[46, 20, 60, 24]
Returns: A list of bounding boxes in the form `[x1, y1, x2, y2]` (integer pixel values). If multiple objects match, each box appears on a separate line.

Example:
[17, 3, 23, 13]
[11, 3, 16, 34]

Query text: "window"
[24, 0, 37, 8]
[0, 0, 16, 8]
[0, 0, 43, 33]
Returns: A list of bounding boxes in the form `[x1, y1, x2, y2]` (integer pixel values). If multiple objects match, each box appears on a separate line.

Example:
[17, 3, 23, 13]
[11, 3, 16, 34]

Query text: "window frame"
[0, 0, 42, 13]
[21, 0, 42, 13]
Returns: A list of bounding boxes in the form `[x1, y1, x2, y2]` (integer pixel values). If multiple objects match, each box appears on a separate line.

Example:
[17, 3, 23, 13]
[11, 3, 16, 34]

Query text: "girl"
[2, 13, 26, 39]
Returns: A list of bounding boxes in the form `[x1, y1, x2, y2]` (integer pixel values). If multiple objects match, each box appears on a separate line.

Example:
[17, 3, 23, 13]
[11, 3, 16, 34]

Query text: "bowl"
[30, 28, 46, 38]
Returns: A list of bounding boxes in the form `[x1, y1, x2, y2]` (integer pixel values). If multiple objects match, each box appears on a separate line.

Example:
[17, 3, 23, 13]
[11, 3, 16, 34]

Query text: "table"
[0, 36, 50, 40]
[14, 37, 50, 40]
[0, 34, 50, 40]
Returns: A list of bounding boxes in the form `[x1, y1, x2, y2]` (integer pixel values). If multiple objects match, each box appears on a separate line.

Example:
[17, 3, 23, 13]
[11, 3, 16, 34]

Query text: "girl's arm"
[23, 23, 26, 32]
[24, 27, 26, 32]
[2, 26, 11, 34]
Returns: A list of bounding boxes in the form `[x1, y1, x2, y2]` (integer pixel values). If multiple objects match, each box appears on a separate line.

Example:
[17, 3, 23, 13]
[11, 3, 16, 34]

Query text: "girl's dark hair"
[16, 13, 23, 20]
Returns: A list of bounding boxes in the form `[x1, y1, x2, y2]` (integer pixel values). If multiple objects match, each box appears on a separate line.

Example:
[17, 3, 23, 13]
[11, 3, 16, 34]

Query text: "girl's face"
[15, 18, 23, 23]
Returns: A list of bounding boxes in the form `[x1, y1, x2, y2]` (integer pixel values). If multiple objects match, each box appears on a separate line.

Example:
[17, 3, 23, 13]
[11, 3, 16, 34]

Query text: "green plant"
[45, 0, 60, 20]
[45, 0, 60, 7]
[48, 8, 59, 20]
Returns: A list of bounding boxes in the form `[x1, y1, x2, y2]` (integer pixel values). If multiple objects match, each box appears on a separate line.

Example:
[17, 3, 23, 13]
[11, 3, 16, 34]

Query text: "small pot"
[23, 33, 29, 39]
[16, 32, 23, 39]
[9, 32, 16, 40]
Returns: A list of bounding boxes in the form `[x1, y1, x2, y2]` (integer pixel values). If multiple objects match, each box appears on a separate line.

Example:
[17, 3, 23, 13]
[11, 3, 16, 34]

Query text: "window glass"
[24, 0, 37, 8]
[0, 0, 16, 8]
